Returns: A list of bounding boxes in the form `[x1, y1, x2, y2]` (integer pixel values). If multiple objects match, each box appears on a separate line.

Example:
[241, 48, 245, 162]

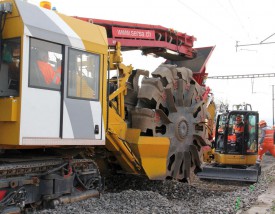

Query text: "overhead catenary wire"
[176, 0, 273, 53]
[236, 33, 275, 51]
[177, 0, 237, 41]
[217, 0, 249, 37]
[228, 0, 249, 38]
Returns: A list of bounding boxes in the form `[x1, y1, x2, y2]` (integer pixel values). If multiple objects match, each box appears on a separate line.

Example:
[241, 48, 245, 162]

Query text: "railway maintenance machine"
[0, 0, 215, 213]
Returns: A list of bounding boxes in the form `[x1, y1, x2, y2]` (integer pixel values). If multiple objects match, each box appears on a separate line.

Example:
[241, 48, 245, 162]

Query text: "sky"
[28, 0, 275, 126]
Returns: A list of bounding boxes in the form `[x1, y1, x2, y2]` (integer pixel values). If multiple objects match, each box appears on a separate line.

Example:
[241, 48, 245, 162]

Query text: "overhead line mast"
[208, 73, 275, 125]
[235, 33, 275, 52]
[208, 73, 275, 79]
[208, 73, 275, 93]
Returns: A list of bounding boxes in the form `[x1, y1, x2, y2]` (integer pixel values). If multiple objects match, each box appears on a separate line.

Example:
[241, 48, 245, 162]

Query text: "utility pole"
[272, 85, 274, 127]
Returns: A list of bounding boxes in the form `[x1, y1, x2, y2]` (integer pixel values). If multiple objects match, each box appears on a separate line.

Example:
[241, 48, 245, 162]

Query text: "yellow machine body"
[214, 153, 257, 165]
[125, 129, 170, 180]
[0, 0, 170, 180]
[0, 1, 219, 212]
[0, 0, 217, 188]
[203, 146, 257, 166]
[197, 110, 260, 183]
[105, 46, 170, 178]
[0, 0, 108, 146]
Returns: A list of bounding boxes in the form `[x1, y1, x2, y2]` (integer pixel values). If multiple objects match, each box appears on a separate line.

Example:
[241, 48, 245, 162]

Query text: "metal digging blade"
[196, 166, 259, 183]
[131, 64, 210, 181]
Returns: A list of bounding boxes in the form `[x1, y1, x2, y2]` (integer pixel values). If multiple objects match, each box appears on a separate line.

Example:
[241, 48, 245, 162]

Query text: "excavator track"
[0, 158, 96, 177]
[0, 155, 102, 213]
[131, 64, 210, 181]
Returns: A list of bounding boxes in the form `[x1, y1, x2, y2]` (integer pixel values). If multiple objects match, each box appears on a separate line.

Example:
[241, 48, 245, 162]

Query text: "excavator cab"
[215, 110, 258, 156]
[197, 110, 261, 182]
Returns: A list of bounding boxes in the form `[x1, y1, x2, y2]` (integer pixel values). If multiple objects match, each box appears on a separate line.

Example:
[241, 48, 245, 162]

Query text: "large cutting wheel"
[131, 64, 209, 181]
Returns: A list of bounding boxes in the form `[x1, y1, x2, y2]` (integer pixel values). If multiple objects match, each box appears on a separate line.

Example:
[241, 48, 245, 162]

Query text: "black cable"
[73, 166, 89, 190]
[1, 12, 7, 32]
[0, 187, 26, 209]
[0, 11, 7, 71]
[41, 162, 68, 176]
[106, 51, 111, 132]
[0, 12, 3, 69]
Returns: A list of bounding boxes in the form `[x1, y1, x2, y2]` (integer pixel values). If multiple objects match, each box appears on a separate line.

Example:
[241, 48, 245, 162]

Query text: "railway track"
[31, 155, 275, 214]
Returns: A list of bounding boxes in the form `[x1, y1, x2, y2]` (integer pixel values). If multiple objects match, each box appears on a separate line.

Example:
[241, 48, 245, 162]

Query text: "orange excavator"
[198, 110, 261, 182]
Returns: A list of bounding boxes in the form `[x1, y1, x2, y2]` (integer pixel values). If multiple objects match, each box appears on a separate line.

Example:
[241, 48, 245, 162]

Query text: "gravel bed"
[34, 163, 275, 214]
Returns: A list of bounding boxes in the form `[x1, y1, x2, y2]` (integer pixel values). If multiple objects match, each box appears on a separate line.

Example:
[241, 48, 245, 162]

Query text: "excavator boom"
[74, 17, 215, 86]
[74, 17, 196, 57]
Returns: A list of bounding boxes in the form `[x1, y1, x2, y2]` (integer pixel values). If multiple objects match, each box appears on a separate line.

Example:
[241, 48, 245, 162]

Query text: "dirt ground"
[240, 155, 275, 214]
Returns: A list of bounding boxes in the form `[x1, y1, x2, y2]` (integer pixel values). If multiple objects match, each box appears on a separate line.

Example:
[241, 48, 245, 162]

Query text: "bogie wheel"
[131, 64, 210, 181]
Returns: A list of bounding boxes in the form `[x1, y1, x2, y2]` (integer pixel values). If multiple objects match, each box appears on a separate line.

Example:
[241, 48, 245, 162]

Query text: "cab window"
[247, 115, 257, 152]
[67, 48, 100, 100]
[29, 38, 63, 90]
[0, 38, 21, 97]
